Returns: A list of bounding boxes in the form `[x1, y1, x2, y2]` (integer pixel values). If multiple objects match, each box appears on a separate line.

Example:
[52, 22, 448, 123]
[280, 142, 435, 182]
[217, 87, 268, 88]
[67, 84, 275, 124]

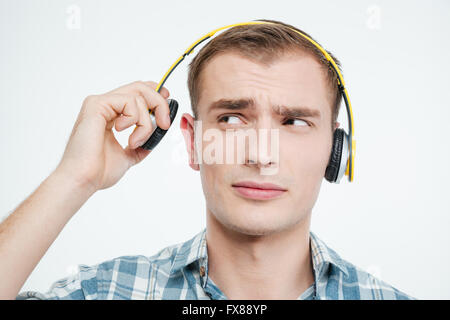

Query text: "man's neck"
[205, 210, 314, 300]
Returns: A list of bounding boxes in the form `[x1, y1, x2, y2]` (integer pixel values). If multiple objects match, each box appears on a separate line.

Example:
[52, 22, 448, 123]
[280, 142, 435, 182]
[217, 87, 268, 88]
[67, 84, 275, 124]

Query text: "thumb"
[124, 145, 152, 167]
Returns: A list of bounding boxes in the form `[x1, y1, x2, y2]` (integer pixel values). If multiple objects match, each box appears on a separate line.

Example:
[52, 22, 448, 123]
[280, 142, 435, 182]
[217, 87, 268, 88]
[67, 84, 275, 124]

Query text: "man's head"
[180, 20, 344, 236]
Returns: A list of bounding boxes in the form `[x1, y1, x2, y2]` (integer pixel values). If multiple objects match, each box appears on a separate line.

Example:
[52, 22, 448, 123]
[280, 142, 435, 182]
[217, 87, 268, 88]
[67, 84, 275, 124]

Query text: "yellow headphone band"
[154, 20, 355, 182]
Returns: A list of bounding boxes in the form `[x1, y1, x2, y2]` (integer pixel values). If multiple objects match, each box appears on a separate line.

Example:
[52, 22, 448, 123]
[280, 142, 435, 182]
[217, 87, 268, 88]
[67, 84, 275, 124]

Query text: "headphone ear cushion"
[325, 128, 344, 182]
[140, 98, 179, 150]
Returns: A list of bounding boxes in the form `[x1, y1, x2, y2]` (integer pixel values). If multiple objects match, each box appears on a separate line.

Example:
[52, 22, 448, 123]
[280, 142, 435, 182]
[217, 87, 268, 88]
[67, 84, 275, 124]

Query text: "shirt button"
[199, 266, 205, 277]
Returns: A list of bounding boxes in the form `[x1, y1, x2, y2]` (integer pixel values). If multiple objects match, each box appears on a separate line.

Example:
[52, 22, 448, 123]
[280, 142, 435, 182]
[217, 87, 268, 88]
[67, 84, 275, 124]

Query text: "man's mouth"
[231, 181, 287, 200]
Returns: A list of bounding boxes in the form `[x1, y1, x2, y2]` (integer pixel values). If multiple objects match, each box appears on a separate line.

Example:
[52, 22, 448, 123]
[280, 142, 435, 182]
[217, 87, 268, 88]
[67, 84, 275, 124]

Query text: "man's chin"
[222, 223, 276, 237]
[219, 214, 293, 237]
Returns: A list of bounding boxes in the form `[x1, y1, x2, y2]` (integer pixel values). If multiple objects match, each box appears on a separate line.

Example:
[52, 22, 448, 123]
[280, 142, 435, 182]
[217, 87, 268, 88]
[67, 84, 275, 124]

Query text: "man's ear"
[180, 113, 200, 171]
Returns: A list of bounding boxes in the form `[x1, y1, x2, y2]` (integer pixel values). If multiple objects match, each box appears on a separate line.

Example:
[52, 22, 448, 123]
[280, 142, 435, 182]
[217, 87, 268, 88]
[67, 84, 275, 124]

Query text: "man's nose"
[244, 117, 279, 168]
[245, 153, 275, 167]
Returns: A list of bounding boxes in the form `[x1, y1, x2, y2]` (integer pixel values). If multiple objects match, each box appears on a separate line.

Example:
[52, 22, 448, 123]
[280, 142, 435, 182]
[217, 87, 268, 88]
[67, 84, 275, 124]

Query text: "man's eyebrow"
[207, 98, 256, 113]
[207, 98, 321, 119]
[273, 105, 322, 119]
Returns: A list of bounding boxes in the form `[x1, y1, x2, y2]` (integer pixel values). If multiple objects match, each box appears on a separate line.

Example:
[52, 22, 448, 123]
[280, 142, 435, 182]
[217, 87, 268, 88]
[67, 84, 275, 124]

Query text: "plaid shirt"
[16, 228, 414, 300]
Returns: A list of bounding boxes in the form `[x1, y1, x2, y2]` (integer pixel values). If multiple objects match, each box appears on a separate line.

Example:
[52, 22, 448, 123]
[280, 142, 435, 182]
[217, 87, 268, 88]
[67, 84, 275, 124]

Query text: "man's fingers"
[84, 81, 172, 150]
[128, 96, 154, 149]
[111, 81, 171, 130]
[142, 81, 170, 99]
[107, 80, 170, 100]
[114, 101, 140, 132]
[128, 81, 171, 130]
[104, 94, 160, 149]
[85, 93, 138, 124]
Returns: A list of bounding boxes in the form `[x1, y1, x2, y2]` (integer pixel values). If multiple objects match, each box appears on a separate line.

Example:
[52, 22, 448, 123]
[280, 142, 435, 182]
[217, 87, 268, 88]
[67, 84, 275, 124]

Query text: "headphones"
[139, 20, 355, 183]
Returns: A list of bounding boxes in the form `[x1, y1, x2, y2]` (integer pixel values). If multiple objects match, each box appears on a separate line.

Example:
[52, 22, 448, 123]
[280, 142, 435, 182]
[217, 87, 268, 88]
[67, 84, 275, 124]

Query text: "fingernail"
[166, 114, 171, 126]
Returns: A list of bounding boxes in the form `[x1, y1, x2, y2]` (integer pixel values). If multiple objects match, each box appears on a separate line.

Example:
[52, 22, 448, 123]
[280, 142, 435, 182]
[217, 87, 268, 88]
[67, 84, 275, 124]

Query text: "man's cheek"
[282, 143, 329, 178]
[201, 164, 225, 197]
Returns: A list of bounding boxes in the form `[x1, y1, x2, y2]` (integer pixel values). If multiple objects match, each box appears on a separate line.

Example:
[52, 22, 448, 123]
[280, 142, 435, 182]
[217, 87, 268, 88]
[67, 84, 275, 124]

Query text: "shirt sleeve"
[16, 264, 99, 300]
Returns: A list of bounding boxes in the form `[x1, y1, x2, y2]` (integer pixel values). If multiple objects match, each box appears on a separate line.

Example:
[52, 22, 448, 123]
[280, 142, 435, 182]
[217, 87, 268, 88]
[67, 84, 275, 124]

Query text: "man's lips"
[231, 181, 287, 200]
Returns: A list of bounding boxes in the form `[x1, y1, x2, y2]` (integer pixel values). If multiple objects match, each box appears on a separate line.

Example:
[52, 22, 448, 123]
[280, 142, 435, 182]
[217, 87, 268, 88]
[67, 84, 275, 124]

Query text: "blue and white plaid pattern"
[16, 229, 414, 300]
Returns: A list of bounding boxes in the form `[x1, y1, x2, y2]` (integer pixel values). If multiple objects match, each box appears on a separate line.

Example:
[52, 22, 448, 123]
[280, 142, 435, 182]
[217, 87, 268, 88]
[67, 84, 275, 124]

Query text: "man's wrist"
[49, 167, 98, 201]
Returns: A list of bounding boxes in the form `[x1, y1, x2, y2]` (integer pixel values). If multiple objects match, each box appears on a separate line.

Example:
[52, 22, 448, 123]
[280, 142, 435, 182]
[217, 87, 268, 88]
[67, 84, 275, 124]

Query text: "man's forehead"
[199, 50, 324, 82]
[200, 52, 329, 91]
[196, 51, 332, 118]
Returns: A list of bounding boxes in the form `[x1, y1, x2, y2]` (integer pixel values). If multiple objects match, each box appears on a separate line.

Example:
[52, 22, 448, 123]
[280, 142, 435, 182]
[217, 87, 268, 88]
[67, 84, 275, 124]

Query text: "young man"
[0, 20, 414, 300]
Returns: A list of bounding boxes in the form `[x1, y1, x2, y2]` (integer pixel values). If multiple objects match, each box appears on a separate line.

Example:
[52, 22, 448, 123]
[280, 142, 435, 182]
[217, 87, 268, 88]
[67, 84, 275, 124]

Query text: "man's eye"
[283, 118, 309, 127]
[218, 115, 242, 124]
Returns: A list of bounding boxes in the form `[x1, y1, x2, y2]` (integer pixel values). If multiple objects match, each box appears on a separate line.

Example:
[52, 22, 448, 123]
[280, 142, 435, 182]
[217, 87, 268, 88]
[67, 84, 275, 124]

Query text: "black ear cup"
[140, 99, 179, 150]
[325, 128, 345, 183]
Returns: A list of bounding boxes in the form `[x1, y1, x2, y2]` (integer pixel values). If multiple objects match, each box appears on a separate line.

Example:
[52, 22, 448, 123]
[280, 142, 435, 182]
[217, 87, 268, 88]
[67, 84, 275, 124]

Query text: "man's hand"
[0, 80, 171, 299]
[56, 80, 171, 192]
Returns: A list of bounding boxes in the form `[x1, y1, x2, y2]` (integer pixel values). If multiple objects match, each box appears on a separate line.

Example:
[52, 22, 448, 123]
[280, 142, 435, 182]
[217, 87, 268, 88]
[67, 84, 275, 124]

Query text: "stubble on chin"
[208, 205, 308, 238]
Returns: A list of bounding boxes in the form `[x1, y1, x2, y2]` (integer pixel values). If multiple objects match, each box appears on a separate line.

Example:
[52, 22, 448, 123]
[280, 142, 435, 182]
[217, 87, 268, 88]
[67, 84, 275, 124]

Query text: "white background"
[1, 0, 449, 299]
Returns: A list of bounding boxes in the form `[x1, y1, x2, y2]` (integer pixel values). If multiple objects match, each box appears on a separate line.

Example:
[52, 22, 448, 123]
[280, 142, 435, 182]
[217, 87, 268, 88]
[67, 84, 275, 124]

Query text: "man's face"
[181, 51, 336, 236]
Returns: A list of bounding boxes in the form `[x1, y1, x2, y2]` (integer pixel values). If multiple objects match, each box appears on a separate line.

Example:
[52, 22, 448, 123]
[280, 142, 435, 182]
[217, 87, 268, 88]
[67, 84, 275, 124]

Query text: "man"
[0, 20, 413, 300]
